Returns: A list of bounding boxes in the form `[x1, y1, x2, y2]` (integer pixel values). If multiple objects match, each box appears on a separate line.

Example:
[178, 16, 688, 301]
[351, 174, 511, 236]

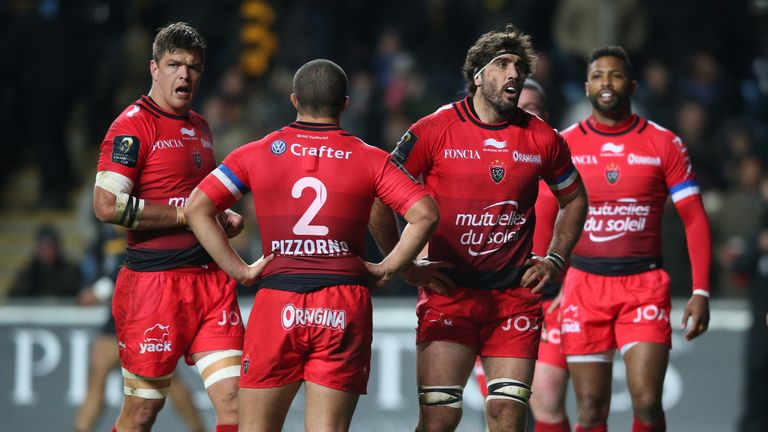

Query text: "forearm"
[93, 185, 186, 231]
[549, 184, 587, 258]
[187, 213, 248, 281]
[369, 198, 402, 256]
[677, 197, 712, 294]
[380, 197, 438, 274]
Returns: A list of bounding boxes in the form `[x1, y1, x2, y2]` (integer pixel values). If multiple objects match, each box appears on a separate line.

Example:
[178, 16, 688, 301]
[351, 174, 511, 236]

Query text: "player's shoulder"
[412, 99, 464, 132]
[639, 117, 679, 143]
[559, 120, 586, 139]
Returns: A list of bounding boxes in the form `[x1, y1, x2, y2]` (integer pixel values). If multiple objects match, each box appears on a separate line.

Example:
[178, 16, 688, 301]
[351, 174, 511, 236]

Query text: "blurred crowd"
[2, 0, 768, 299]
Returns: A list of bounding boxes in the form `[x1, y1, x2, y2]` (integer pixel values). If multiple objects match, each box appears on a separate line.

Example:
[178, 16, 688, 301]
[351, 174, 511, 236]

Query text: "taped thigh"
[195, 349, 242, 389]
[418, 385, 464, 408]
[486, 378, 532, 406]
[122, 368, 172, 399]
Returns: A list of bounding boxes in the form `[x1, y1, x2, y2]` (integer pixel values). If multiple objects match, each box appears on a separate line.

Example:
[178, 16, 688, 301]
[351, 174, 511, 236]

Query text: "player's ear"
[474, 73, 482, 88]
[339, 96, 350, 114]
[290, 93, 299, 110]
[150, 59, 159, 81]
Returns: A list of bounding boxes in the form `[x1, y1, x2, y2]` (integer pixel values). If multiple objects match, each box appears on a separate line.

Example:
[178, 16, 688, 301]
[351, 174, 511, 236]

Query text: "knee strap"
[487, 378, 532, 406]
[195, 349, 242, 389]
[122, 368, 172, 399]
[418, 385, 464, 408]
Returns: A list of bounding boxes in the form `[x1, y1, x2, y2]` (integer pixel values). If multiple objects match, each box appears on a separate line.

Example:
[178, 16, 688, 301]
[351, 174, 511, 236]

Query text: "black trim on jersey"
[460, 97, 518, 131]
[577, 122, 588, 135]
[133, 102, 159, 118]
[140, 96, 190, 120]
[125, 244, 212, 271]
[637, 119, 649, 134]
[444, 264, 531, 290]
[289, 121, 342, 131]
[570, 255, 663, 276]
[452, 103, 466, 122]
[257, 274, 368, 293]
[585, 115, 640, 137]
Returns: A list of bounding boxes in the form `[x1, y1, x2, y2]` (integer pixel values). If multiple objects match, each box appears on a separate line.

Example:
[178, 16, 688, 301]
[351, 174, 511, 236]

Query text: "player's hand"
[403, 259, 455, 295]
[240, 253, 275, 286]
[218, 210, 244, 238]
[521, 255, 560, 293]
[681, 294, 709, 341]
[363, 261, 392, 291]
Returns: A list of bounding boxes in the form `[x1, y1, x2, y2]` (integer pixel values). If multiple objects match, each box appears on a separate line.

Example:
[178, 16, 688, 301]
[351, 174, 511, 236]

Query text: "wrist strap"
[692, 289, 710, 298]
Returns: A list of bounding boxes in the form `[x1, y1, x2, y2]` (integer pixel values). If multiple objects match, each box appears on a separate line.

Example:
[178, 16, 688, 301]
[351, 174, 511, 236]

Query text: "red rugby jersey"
[562, 114, 700, 275]
[97, 96, 215, 268]
[392, 97, 580, 289]
[197, 121, 427, 288]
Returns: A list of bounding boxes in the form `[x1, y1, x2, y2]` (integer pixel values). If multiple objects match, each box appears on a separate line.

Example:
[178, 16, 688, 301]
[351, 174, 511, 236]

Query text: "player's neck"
[591, 106, 633, 127]
[147, 89, 191, 117]
[295, 114, 340, 125]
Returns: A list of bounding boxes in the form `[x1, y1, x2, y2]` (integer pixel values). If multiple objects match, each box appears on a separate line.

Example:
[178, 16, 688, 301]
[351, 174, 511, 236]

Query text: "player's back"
[222, 122, 405, 285]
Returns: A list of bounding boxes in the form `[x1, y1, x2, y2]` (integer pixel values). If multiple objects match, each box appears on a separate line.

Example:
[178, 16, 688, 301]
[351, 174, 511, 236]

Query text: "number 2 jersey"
[197, 121, 427, 292]
[392, 97, 581, 289]
[562, 114, 702, 276]
[97, 96, 215, 270]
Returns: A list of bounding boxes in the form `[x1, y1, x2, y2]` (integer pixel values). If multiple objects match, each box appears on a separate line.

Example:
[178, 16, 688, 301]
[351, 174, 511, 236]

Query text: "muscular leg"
[568, 361, 612, 428]
[115, 394, 168, 431]
[192, 350, 241, 428]
[482, 356, 535, 432]
[304, 381, 360, 432]
[623, 343, 668, 426]
[74, 335, 120, 432]
[416, 341, 476, 432]
[167, 377, 206, 432]
[238, 381, 302, 432]
[529, 362, 569, 425]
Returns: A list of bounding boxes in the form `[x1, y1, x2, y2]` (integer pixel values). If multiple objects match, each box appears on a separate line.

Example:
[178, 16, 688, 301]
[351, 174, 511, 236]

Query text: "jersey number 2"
[291, 177, 329, 236]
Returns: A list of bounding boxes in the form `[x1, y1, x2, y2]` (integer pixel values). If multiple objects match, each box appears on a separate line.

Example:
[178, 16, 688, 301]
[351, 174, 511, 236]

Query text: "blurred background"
[0, 0, 767, 431]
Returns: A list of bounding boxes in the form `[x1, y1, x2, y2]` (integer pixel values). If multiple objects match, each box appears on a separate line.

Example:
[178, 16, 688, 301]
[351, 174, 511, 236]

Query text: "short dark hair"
[463, 24, 537, 94]
[587, 45, 633, 78]
[152, 22, 207, 63]
[292, 59, 348, 117]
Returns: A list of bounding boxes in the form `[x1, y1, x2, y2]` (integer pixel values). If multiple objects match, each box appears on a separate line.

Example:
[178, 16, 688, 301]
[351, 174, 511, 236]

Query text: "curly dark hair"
[152, 22, 207, 63]
[463, 24, 537, 94]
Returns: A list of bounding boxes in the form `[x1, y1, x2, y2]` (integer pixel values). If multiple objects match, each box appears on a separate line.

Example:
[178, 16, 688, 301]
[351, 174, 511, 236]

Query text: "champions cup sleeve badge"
[605, 162, 620, 184]
[490, 160, 506, 184]
[242, 356, 250, 375]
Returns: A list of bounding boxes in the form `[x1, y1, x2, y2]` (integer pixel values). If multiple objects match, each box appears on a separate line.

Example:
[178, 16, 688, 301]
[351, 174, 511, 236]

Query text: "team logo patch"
[192, 150, 202, 169]
[270, 140, 287, 155]
[180, 127, 196, 137]
[242, 357, 249, 375]
[392, 130, 418, 165]
[490, 160, 506, 184]
[139, 323, 172, 354]
[605, 163, 620, 184]
[111, 135, 140, 167]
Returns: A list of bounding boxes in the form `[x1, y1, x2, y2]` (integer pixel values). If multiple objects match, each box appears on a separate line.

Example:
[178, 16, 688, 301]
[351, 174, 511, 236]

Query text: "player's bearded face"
[586, 56, 634, 115]
[150, 49, 203, 115]
[478, 54, 526, 116]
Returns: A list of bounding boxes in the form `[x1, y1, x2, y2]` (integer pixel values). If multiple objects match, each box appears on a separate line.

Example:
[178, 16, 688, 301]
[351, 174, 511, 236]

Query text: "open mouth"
[598, 90, 615, 103]
[175, 85, 191, 98]
[504, 85, 518, 96]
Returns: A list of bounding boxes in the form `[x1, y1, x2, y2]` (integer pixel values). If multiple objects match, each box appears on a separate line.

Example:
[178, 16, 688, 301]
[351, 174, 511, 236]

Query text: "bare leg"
[416, 341, 476, 432]
[624, 343, 668, 425]
[73, 335, 120, 432]
[238, 381, 302, 432]
[167, 377, 207, 432]
[568, 362, 612, 428]
[304, 381, 360, 431]
[192, 351, 240, 427]
[482, 356, 536, 432]
[529, 362, 569, 424]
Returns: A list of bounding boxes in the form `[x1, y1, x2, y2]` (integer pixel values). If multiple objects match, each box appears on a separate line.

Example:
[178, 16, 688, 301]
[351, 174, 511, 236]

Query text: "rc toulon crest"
[490, 160, 506, 184]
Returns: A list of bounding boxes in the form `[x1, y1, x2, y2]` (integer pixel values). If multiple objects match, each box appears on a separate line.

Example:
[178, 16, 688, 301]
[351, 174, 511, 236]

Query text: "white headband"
[473, 51, 519, 81]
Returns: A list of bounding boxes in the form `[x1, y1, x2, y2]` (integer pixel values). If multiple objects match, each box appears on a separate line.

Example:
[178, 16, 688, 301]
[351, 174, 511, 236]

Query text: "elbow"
[93, 201, 114, 224]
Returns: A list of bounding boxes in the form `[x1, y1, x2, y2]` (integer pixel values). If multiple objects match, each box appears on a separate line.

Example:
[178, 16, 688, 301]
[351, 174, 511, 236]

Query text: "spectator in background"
[9, 225, 81, 298]
[635, 59, 677, 130]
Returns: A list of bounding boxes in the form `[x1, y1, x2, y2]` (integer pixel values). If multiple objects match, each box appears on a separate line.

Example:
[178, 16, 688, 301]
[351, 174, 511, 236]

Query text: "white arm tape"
[95, 171, 134, 196]
[692, 289, 710, 298]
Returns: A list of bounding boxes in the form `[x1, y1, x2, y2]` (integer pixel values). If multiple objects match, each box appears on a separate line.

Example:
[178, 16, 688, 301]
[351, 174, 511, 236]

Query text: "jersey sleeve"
[664, 135, 700, 205]
[532, 182, 559, 257]
[96, 109, 150, 183]
[196, 146, 252, 211]
[374, 157, 429, 216]
[390, 118, 434, 178]
[542, 132, 581, 197]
